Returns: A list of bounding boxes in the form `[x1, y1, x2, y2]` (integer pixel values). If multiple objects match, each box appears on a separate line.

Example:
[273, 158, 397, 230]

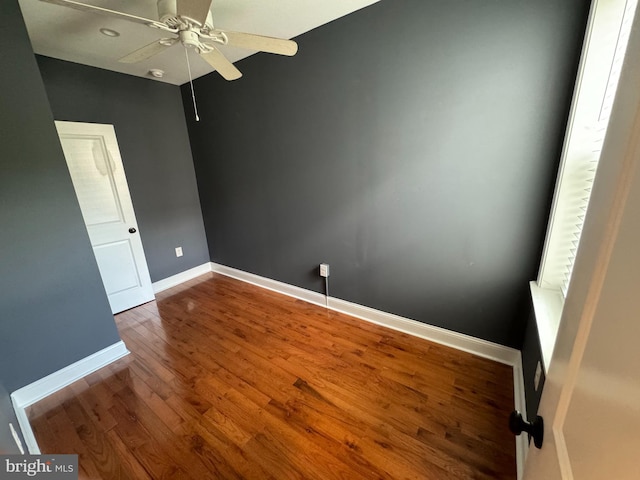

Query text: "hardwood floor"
[28, 273, 516, 479]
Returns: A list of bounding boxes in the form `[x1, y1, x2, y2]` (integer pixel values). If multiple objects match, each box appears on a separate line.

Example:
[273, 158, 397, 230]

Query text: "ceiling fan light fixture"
[99, 27, 120, 37]
[179, 30, 200, 49]
[158, 38, 174, 46]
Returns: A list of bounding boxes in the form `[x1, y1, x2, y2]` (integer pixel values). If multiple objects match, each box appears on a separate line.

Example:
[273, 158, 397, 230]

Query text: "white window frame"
[533, 0, 637, 371]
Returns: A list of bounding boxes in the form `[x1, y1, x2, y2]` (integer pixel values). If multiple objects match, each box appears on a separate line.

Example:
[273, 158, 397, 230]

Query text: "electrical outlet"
[534, 361, 542, 391]
[175, 247, 183, 257]
[320, 263, 330, 278]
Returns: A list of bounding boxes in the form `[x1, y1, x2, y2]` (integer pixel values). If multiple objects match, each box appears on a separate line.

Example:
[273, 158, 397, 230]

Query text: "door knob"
[128, 227, 137, 233]
[509, 410, 544, 448]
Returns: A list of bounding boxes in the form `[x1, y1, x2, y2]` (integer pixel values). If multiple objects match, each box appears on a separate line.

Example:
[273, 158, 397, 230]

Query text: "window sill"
[529, 281, 563, 373]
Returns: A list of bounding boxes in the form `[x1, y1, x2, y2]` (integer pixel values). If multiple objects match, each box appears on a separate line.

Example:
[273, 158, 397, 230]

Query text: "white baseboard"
[511, 353, 528, 480]
[152, 263, 213, 293]
[11, 341, 129, 454]
[211, 263, 327, 308]
[211, 263, 519, 365]
[11, 402, 38, 454]
[328, 296, 520, 366]
[211, 262, 526, 478]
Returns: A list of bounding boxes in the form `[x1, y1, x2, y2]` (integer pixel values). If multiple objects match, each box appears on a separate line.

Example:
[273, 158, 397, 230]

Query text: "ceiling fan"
[40, 0, 299, 81]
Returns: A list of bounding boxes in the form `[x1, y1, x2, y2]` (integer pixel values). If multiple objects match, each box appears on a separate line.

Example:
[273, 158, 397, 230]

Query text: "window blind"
[538, 0, 637, 298]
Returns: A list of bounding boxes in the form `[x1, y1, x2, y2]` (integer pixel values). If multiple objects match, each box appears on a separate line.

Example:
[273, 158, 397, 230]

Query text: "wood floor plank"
[46, 407, 103, 479]
[28, 272, 516, 479]
[103, 429, 154, 480]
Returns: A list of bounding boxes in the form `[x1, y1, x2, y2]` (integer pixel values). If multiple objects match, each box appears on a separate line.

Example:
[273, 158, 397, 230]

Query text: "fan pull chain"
[185, 47, 200, 122]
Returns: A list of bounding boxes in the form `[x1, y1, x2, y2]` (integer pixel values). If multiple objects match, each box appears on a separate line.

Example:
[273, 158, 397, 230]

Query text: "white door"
[523, 5, 640, 479]
[55, 121, 155, 314]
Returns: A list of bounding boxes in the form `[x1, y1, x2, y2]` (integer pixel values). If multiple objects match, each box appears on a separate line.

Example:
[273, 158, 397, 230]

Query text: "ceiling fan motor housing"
[157, 0, 178, 23]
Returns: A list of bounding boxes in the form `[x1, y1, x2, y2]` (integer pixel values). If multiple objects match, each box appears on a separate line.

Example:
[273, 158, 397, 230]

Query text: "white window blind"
[538, 0, 637, 298]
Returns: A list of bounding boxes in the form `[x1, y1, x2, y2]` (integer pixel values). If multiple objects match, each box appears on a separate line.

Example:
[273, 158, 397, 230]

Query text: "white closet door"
[56, 121, 155, 314]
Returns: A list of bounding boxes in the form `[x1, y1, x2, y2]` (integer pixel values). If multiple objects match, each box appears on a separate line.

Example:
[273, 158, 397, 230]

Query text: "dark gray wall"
[0, 0, 121, 392]
[521, 294, 546, 418]
[36, 56, 209, 282]
[183, 0, 589, 347]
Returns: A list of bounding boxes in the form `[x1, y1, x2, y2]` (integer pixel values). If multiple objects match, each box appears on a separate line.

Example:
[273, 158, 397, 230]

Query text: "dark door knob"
[128, 227, 137, 234]
[509, 410, 544, 448]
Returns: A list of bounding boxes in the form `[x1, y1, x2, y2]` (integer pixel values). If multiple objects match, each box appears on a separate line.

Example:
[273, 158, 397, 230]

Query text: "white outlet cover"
[9, 423, 25, 454]
[175, 247, 183, 257]
[534, 361, 542, 391]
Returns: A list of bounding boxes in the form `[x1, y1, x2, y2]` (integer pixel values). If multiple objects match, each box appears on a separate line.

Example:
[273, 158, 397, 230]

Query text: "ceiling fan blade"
[39, 0, 162, 27]
[224, 31, 298, 56]
[199, 47, 242, 81]
[119, 38, 177, 64]
[177, 0, 213, 26]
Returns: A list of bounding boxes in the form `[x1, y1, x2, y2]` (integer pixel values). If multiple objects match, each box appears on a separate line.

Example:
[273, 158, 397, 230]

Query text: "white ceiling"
[18, 0, 380, 85]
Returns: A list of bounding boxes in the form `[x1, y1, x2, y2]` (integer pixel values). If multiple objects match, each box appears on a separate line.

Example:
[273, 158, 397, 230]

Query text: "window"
[532, 0, 637, 370]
